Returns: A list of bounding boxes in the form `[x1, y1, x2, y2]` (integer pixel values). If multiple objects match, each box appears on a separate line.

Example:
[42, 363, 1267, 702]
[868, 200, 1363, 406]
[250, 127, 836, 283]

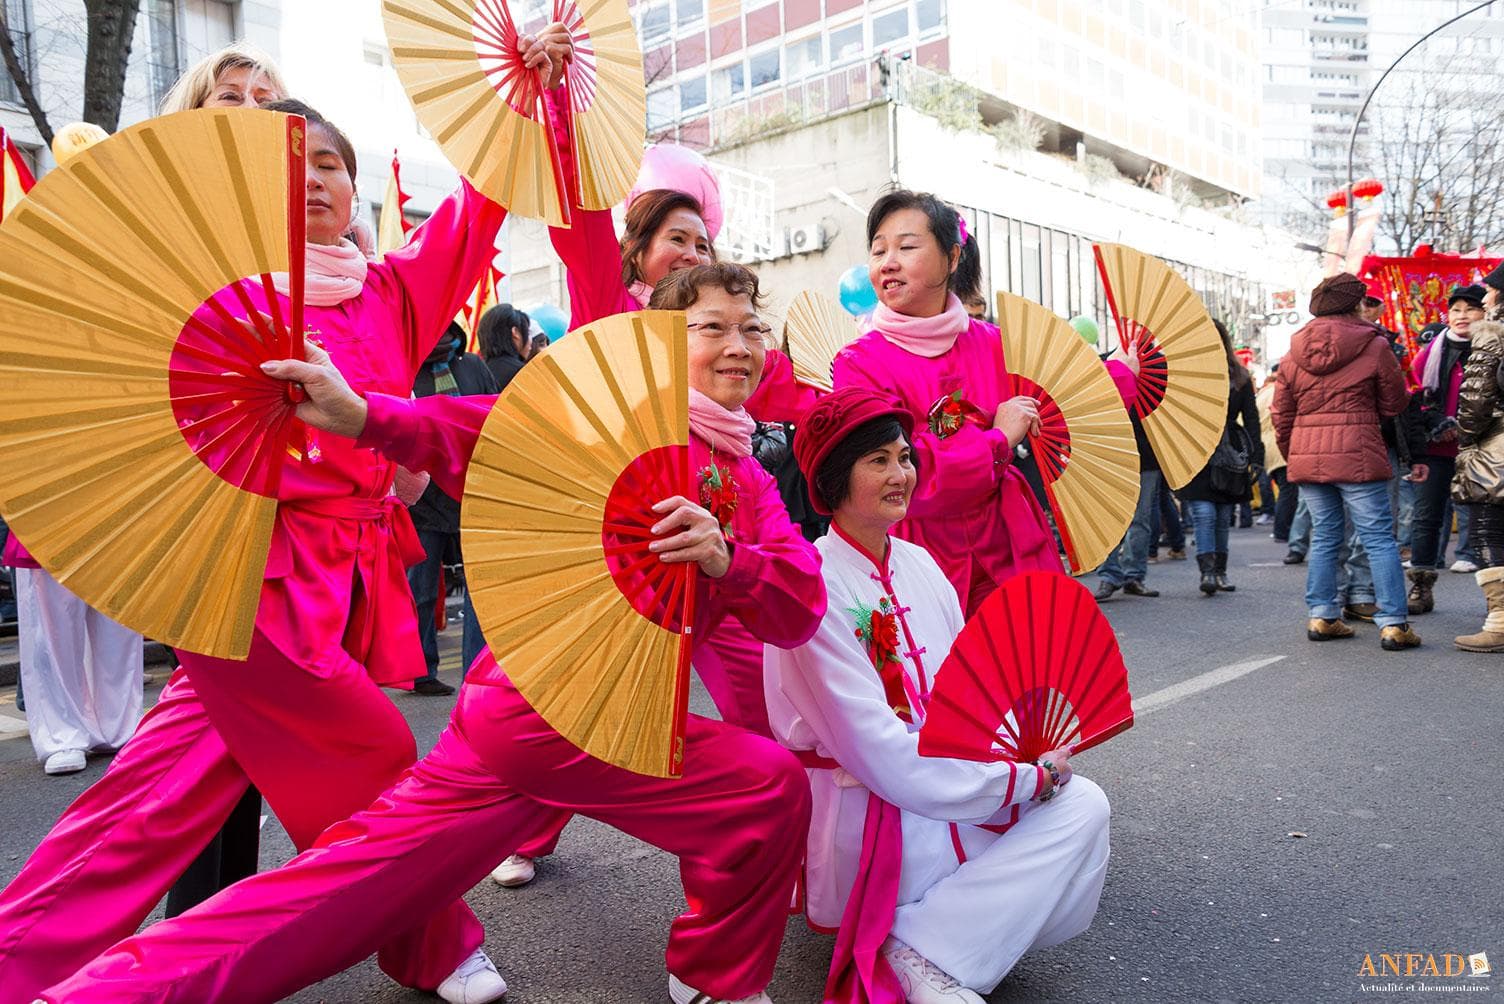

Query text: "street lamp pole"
[1345, 0, 1498, 240]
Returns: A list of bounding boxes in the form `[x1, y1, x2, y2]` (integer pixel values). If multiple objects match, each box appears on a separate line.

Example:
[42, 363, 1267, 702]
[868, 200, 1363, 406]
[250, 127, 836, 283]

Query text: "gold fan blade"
[0, 108, 300, 659]
[1094, 243, 1230, 489]
[996, 292, 1140, 576]
[783, 289, 859, 393]
[463, 310, 691, 778]
[383, 0, 645, 227]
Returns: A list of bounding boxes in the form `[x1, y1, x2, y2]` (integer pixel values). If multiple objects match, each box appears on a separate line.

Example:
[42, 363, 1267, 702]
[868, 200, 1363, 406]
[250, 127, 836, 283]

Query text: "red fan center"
[168, 278, 306, 500]
[1128, 321, 1169, 420]
[601, 444, 692, 633]
[1009, 376, 1071, 482]
[472, 0, 598, 117]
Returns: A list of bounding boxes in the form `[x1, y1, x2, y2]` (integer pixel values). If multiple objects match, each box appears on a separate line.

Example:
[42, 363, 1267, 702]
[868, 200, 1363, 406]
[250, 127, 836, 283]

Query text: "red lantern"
[1326, 188, 1350, 210]
[1353, 177, 1384, 200]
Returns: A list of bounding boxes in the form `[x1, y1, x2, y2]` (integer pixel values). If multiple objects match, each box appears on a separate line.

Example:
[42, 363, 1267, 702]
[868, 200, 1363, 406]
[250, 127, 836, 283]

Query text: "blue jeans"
[1099, 470, 1161, 586]
[1302, 481, 1408, 628]
[1338, 518, 1375, 605]
[1188, 500, 1233, 554]
[1289, 494, 1312, 556]
[459, 588, 484, 680]
[1151, 480, 1185, 552]
[408, 528, 451, 681]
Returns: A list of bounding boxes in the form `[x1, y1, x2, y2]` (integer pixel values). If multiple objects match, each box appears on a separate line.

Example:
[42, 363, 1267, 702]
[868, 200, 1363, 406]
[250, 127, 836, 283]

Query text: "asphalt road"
[2, 527, 1500, 1003]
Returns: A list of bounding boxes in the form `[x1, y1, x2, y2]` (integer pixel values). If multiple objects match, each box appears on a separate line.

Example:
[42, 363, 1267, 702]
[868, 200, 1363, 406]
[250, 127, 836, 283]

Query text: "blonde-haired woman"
[158, 41, 288, 114]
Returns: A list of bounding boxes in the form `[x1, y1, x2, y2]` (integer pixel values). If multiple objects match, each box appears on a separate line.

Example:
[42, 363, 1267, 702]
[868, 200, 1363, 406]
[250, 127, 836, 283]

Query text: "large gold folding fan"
[463, 310, 694, 778]
[383, 0, 646, 227]
[1094, 243, 1229, 489]
[0, 108, 309, 659]
[996, 292, 1139, 576]
[783, 289, 860, 393]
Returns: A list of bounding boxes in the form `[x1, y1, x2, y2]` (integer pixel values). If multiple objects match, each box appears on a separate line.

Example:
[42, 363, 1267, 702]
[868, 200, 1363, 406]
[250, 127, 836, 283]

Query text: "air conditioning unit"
[786, 223, 827, 256]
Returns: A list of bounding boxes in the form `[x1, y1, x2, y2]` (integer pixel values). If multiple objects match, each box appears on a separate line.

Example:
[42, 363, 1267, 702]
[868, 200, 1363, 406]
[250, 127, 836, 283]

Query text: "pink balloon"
[628, 144, 724, 241]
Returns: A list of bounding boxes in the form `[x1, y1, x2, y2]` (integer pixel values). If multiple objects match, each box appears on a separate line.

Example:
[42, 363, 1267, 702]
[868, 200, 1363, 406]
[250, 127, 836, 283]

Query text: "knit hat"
[1309, 273, 1367, 317]
[794, 387, 914, 516]
[1484, 263, 1504, 294]
[1448, 284, 1486, 309]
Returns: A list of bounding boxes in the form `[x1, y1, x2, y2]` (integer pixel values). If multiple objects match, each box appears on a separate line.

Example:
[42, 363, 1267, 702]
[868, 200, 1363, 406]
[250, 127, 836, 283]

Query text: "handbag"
[1207, 422, 1252, 497]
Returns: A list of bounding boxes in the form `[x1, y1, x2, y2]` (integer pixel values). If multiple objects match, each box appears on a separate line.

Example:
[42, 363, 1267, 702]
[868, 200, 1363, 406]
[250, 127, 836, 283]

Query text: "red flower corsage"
[927, 390, 983, 439]
[698, 458, 739, 538]
[851, 597, 911, 721]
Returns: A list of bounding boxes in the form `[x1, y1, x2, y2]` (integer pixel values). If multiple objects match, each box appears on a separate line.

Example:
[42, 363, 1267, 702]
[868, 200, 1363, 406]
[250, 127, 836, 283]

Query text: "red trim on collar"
[831, 520, 891, 575]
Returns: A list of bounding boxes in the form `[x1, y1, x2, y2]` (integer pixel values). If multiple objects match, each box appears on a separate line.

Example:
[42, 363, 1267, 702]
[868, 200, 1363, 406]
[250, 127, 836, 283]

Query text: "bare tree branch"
[0, 5, 54, 145]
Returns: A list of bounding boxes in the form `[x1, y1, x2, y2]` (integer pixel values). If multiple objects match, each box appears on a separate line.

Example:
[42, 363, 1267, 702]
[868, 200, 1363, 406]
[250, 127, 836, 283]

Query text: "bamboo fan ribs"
[782, 289, 860, 393]
[1093, 242, 1229, 489]
[919, 572, 1133, 767]
[463, 310, 694, 778]
[383, 0, 645, 227]
[0, 108, 308, 659]
[995, 292, 1139, 576]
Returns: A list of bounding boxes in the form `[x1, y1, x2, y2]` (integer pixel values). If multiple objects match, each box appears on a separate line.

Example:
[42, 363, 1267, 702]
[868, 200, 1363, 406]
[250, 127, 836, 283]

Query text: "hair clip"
[956, 214, 970, 246]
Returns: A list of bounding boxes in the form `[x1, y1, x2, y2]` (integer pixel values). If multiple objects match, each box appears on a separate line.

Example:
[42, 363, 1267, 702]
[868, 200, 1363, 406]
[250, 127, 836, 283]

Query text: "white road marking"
[1132, 656, 1287, 716]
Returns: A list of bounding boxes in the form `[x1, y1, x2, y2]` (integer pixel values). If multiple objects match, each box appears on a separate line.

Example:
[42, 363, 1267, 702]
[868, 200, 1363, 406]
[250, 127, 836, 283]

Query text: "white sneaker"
[667, 973, 772, 1003]
[881, 937, 983, 1004]
[490, 854, 536, 888]
[43, 750, 86, 775]
[436, 948, 507, 1004]
[1451, 559, 1479, 573]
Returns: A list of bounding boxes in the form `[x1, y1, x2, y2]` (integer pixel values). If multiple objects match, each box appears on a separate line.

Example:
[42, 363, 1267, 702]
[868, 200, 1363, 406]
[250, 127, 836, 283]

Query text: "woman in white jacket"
[765, 387, 1111, 1004]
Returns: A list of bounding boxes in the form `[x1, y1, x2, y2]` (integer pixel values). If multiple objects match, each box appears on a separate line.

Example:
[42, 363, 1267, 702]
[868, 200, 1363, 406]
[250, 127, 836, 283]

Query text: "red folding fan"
[919, 571, 1133, 765]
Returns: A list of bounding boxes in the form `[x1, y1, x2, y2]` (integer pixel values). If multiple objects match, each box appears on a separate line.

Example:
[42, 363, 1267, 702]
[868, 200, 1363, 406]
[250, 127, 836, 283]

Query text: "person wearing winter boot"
[1451, 270, 1504, 653]
[1271, 273, 1421, 650]
[1180, 320, 1261, 597]
[1404, 284, 1487, 615]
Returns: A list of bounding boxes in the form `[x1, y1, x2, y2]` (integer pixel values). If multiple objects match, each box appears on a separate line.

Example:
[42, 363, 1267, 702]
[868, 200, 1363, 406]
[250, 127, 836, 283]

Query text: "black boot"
[1197, 552, 1218, 595]
[1214, 551, 1236, 592]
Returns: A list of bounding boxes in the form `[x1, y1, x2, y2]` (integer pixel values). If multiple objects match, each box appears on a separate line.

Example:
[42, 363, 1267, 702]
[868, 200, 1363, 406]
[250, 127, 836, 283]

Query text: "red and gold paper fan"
[0, 108, 309, 659]
[1094, 242, 1229, 489]
[463, 310, 694, 778]
[383, 0, 646, 227]
[919, 572, 1133, 765]
[783, 289, 859, 393]
[996, 291, 1139, 575]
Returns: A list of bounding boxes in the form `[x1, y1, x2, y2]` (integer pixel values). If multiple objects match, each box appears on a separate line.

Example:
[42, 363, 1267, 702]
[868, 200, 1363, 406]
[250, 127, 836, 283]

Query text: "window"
[640, 3, 671, 43]
[830, 21, 864, 63]
[749, 47, 781, 89]
[786, 35, 822, 79]
[872, 7, 909, 48]
[712, 62, 745, 104]
[647, 87, 676, 130]
[0, 0, 34, 107]
[675, 0, 703, 29]
[679, 75, 707, 112]
[146, 0, 182, 111]
[916, 0, 944, 33]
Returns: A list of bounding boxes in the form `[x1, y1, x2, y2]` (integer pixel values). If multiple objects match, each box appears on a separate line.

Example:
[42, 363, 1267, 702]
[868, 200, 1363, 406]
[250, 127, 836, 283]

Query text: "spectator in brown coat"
[1272, 273, 1421, 650]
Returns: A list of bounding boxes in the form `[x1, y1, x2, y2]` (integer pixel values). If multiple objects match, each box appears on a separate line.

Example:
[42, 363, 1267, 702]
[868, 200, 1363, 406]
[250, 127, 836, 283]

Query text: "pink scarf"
[872, 293, 970, 358]
[272, 239, 369, 307]
[688, 388, 754, 458]
[628, 280, 654, 307]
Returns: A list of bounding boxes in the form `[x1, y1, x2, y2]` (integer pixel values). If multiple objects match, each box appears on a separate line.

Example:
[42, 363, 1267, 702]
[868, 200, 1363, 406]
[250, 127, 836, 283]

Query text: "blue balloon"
[528, 303, 570, 344]
[837, 266, 878, 317]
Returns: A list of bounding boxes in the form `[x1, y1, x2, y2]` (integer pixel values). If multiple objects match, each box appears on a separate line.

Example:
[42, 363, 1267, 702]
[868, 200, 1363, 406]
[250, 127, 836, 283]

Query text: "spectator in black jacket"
[477, 304, 537, 392]
[408, 322, 500, 694]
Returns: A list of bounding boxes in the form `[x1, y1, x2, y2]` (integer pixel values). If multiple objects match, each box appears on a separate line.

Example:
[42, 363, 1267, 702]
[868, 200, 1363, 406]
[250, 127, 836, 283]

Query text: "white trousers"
[890, 776, 1112, 993]
[15, 567, 144, 762]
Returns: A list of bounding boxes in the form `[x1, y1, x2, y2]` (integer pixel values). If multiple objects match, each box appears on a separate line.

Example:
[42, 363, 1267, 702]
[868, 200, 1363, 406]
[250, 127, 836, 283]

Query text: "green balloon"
[1069, 315, 1099, 346]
